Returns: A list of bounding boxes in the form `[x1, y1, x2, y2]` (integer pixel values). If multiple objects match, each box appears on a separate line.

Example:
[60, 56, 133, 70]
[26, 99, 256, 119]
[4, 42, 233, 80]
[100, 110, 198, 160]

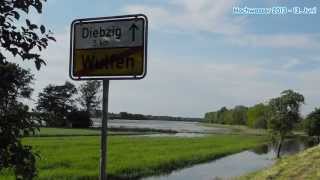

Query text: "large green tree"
[304, 108, 320, 144]
[0, 0, 55, 69]
[0, 63, 38, 179]
[247, 103, 270, 129]
[78, 80, 101, 113]
[205, 106, 248, 125]
[231, 105, 248, 125]
[0, 0, 55, 178]
[36, 81, 77, 127]
[268, 90, 304, 158]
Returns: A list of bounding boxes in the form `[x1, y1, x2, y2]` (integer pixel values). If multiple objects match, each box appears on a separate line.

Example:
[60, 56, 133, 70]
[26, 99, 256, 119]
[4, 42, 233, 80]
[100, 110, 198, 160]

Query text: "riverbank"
[238, 144, 320, 180]
[0, 131, 267, 180]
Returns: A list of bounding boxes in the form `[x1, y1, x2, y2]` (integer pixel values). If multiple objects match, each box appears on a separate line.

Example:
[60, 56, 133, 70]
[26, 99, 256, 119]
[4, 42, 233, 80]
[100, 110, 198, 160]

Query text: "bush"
[67, 111, 92, 128]
[304, 108, 320, 143]
[252, 117, 267, 129]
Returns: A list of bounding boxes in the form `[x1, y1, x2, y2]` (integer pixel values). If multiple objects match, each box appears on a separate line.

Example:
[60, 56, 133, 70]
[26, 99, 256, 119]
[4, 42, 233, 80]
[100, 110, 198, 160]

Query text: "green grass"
[0, 134, 267, 180]
[237, 144, 320, 180]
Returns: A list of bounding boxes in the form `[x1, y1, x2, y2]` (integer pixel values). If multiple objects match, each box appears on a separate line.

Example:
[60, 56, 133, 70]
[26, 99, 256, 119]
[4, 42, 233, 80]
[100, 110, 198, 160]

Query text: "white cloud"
[17, 33, 320, 117]
[108, 58, 280, 117]
[104, 53, 320, 117]
[123, 1, 320, 49]
[282, 58, 302, 70]
[12, 1, 320, 117]
[227, 33, 320, 49]
[20, 30, 319, 117]
[19, 29, 76, 105]
[123, 0, 245, 35]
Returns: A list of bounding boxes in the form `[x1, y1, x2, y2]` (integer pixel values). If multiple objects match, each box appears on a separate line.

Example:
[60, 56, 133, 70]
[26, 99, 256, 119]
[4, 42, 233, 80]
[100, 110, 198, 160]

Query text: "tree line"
[205, 103, 270, 129]
[106, 111, 202, 121]
[205, 90, 320, 157]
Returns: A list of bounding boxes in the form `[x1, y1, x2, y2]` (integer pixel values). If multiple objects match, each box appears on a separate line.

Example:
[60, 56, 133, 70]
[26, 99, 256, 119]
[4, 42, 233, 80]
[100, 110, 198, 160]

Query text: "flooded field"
[92, 119, 230, 134]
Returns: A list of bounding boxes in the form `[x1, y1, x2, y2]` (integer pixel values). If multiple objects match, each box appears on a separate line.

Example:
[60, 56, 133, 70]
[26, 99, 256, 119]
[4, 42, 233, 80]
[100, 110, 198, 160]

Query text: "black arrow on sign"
[129, 23, 139, 42]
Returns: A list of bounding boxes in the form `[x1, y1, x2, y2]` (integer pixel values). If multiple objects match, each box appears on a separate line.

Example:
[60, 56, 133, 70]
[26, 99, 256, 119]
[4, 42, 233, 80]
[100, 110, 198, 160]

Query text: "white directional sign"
[69, 14, 148, 80]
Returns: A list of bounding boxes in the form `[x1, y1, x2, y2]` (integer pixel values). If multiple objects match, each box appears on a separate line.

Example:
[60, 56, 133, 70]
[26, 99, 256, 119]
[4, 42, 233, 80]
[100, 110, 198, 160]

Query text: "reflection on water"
[142, 138, 315, 180]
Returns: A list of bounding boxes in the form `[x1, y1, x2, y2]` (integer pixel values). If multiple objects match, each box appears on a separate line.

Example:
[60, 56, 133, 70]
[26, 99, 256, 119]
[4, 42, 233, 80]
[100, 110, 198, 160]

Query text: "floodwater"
[142, 138, 316, 180]
[92, 119, 230, 134]
[91, 119, 315, 179]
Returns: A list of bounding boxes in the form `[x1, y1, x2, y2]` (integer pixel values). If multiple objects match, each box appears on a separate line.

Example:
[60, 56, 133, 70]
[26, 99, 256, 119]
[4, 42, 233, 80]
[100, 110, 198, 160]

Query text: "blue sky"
[15, 0, 320, 117]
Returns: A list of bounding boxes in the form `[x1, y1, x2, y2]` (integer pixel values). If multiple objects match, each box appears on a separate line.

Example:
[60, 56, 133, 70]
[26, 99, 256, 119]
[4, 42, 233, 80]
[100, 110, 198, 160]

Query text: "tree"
[204, 111, 217, 123]
[78, 80, 101, 113]
[304, 108, 320, 144]
[231, 105, 248, 125]
[119, 112, 129, 119]
[0, 63, 38, 179]
[217, 107, 228, 124]
[67, 110, 92, 128]
[247, 103, 270, 129]
[1, 1, 54, 178]
[36, 81, 77, 127]
[0, 0, 55, 69]
[268, 90, 304, 158]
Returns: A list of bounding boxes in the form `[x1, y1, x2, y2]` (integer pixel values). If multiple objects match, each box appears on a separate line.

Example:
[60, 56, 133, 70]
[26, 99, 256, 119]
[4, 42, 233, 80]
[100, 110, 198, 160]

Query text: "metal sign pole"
[100, 79, 109, 180]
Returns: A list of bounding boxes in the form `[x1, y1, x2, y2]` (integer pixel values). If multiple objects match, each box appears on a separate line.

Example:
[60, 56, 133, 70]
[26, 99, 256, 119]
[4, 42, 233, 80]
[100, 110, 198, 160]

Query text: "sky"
[8, 0, 320, 118]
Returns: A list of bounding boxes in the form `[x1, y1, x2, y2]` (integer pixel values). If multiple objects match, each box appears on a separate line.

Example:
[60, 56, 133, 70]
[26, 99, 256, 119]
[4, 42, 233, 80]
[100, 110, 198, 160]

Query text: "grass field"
[238, 144, 320, 180]
[0, 129, 268, 180]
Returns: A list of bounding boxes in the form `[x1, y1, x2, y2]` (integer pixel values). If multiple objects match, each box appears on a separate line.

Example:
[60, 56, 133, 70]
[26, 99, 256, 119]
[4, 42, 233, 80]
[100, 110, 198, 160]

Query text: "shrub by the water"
[67, 110, 92, 128]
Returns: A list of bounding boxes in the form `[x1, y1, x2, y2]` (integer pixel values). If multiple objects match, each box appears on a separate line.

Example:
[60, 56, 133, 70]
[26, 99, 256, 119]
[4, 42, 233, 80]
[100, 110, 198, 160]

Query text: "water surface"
[92, 119, 230, 134]
[142, 138, 315, 180]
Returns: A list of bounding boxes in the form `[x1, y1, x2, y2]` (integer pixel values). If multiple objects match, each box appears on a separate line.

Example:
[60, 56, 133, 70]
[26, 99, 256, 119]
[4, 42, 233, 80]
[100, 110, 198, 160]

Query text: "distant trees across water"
[92, 110, 203, 122]
[205, 103, 270, 129]
[205, 90, 315, 158]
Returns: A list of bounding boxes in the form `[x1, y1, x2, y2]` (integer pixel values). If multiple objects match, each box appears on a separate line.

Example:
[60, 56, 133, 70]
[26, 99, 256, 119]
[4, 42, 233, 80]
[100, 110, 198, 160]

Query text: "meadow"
[0, 128, 268, 180]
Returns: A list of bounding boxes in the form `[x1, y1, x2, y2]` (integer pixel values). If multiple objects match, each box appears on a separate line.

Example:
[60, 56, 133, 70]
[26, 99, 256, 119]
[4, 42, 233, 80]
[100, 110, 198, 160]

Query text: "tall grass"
[1, 135, 267, 180]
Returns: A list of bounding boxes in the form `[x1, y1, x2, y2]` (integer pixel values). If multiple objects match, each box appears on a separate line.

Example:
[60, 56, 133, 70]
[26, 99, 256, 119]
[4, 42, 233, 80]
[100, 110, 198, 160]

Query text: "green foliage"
[119, 111, 147, 120]
[66, 110, 92, 128]
[0, 63, 38, 179]
[78, 80, 101, 113]
[205, 107, 227, 124]
[268, 89, 304, 158]
[304, 108, 320, 143]
[36, 81, 77, 127]
[268, 90, 304, 135]
[247, 103, 270, 129]
[0, 0, 55, 69]
[232, 106, 248, 125]
[205, 106, 248, 125]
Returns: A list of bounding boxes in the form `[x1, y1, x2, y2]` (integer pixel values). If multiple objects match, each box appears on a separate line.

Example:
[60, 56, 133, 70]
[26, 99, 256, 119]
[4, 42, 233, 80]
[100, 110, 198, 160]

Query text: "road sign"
[70, 14, 148, 80]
